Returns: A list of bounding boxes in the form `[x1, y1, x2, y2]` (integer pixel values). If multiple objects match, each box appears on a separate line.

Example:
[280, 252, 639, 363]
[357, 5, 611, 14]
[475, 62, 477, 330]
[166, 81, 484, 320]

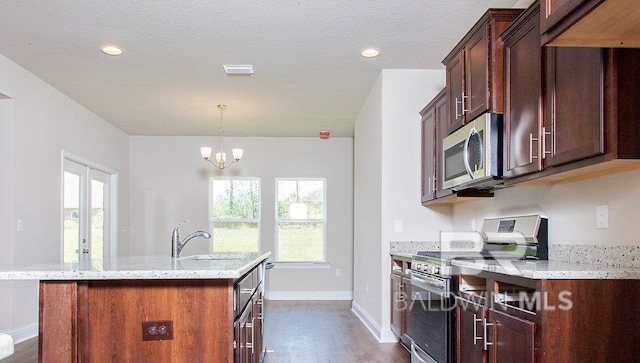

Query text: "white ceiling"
[0, 0, 521, 137]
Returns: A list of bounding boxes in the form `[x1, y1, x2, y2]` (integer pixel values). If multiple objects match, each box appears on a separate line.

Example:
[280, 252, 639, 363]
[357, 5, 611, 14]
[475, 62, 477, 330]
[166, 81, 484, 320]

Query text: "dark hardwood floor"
[4, 300, 409, 363]
[263, 300, 409, 363]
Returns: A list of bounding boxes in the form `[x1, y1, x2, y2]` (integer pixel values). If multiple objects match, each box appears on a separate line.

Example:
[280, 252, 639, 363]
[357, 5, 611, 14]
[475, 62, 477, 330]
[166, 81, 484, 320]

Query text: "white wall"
[353, 69, 452, 341]
[0, 53, 130, 340]
[452, 169, 640, 247]
[129, 136, 354, 297]
[353, 74, 384, 325]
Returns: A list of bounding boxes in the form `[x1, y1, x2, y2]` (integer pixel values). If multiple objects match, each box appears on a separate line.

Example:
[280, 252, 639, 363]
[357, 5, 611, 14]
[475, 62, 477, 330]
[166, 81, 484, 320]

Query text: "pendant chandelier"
[200, 104, 243, 170]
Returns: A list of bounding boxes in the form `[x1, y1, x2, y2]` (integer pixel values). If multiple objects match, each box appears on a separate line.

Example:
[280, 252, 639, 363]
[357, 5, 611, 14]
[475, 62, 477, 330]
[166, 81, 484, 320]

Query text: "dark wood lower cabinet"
[490, 309, 535, 363]
[390, 273, 404, 337]
[456, 299, 486, 363]
[456, 272, 640, 363]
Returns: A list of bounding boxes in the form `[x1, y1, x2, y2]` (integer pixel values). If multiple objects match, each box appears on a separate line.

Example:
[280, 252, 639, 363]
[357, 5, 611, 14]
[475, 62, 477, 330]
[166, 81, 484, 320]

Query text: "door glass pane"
[63, 171, 80, 264]
[91, 179, 105, 268]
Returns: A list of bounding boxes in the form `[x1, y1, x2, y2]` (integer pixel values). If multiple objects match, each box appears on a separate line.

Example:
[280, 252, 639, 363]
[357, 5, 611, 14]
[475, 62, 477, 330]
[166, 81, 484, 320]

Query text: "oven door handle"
[411, 342, 437, 363]
[410, 274, 447, 295]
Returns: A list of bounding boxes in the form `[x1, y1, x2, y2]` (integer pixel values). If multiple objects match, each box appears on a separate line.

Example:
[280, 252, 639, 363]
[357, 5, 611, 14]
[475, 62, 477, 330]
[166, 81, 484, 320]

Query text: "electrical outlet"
[596, 205, 608, 229]
[365, 282, 369, 293]
[142, 320, 173, 341]
[16, 219, 23, 232]
[335, 268, 341, 277]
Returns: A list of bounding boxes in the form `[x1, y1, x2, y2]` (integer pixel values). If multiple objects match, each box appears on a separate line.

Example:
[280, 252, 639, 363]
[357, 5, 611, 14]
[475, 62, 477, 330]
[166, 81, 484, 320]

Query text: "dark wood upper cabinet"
[443, 9, 523, 135]
[420, 90, 446, 204]
[541, 0, 640, 47]
[503, 4, 543, 178]
[503, 1, 640, 184]
[544, 47, 603, 167]
[420, 103, 436, 203]
[446, 52, 465, 134]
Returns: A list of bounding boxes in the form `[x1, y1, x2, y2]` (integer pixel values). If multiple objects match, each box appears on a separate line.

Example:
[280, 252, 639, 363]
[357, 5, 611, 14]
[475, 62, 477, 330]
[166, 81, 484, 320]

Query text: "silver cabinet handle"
[529, 133, 539, 164]
[455, 97, 462, 119]
[433, 175, 437, 194]
[473, 313, 483, 345]
[462, 93, 468, 113]
[483, 318, 493, 351]
[427, 176, 432, 196]
[246, 320, 254, 353]
[542, 126, 552, 159]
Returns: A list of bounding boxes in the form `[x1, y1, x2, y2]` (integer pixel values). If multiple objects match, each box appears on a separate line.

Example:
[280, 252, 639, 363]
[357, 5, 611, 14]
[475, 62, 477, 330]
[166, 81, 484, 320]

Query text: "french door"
[63, 157, 116, 267]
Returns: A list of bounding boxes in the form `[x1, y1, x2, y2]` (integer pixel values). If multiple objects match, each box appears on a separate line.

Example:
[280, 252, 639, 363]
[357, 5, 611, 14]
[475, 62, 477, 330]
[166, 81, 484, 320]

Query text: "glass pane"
[213, 222, 259, 253]
[212, 180, 260, 219]
[277, 180, 324, 219]
[63, 172, 80, 264]
[277, 222, 323, 261]
[91, 180, 105, 268]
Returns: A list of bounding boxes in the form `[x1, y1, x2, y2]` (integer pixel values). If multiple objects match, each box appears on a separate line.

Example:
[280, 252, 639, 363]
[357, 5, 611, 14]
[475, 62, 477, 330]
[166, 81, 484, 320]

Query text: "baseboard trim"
[266, 290, 353, 300]
[351, 301, 398, 343]
[0, 323, 38, 344]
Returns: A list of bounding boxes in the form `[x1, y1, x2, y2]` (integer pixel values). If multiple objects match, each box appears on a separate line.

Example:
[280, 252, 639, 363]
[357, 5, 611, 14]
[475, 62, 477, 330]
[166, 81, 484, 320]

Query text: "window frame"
[274, 177, 327, 263]
[208, 177, 261, 254]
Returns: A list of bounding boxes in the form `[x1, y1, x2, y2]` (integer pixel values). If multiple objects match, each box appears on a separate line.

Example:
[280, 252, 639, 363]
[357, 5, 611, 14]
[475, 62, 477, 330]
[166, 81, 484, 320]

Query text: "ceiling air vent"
[223, 65, 254, 75]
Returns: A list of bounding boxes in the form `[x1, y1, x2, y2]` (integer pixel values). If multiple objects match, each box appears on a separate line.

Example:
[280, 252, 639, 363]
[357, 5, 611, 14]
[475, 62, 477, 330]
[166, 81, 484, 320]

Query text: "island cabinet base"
[39, 279, 235, 362]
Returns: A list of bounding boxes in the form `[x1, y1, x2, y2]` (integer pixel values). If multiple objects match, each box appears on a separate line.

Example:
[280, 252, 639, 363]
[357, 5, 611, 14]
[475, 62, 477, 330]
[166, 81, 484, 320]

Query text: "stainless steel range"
[408, 215, 548, 363]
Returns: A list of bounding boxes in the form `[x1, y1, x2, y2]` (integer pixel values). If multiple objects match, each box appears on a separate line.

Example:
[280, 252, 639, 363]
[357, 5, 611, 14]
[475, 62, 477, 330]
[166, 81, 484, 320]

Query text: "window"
[210, 178, 260, 253]
[63, 155, 117, 268]
[276, 179, 326, 262]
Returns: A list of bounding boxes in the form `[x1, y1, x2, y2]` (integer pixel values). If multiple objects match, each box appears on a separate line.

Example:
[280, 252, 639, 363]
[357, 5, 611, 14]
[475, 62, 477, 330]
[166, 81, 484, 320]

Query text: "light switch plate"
[394, 220, 403, 233]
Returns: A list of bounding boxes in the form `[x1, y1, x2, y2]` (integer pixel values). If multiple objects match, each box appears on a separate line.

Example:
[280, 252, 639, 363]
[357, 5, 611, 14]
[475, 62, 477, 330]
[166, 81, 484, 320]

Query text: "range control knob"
[415, 264, 422, 271]
[433, 266, 440, 275]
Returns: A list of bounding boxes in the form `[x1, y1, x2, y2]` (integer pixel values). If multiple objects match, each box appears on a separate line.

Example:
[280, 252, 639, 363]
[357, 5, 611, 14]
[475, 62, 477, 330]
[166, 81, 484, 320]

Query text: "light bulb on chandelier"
[200, 104, 243, 170]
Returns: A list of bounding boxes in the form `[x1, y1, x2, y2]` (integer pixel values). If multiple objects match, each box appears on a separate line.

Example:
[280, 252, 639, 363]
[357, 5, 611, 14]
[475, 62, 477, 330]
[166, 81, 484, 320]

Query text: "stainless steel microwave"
[442, 113, 503, 190]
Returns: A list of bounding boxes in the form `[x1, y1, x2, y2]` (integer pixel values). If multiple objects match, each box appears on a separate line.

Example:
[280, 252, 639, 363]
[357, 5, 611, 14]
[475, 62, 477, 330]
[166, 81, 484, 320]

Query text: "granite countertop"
[0, 252, 271, 280]
[450, 258, 640, 279]
[390, 252, 413, 259]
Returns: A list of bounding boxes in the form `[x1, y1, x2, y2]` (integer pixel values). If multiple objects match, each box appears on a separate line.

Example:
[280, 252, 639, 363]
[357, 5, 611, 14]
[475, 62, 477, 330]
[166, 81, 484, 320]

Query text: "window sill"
[272, 262, 330, 269]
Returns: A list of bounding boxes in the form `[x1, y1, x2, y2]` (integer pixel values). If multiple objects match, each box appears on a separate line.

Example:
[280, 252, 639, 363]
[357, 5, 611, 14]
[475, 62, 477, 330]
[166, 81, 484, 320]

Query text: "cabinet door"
[456, 300, 486, 363]
[421, 108, 436, 203]
[489, 309, 535, 363]
[435, 93, 448, 195]
[446, 50, 465, 134]
[503, 7, 543, 178]
[544, 47, 603, 168]
[465, 26, 489, 122]
[540, 0, 586, 33]
[390, 273, 404, 337]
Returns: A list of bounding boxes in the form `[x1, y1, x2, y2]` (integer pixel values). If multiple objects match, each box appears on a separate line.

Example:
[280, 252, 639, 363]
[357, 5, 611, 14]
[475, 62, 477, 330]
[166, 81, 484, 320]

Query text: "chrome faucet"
[171, 220, 212, 258]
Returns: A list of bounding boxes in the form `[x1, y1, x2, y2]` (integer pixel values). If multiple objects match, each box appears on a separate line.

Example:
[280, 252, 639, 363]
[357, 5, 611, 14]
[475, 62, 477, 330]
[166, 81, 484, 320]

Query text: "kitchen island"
[0, 252, 271, 363]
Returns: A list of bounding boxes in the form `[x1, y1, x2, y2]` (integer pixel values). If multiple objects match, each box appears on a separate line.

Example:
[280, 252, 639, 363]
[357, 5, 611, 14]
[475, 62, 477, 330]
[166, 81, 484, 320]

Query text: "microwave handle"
[463, 127, 476, 179]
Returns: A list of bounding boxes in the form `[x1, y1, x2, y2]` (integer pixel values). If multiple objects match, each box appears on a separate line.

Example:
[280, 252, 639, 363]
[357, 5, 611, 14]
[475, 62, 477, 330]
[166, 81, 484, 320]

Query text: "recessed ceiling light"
[101, 45, 123, 56]
[361, 48, 380, 58]
[223, 65, 254, 75]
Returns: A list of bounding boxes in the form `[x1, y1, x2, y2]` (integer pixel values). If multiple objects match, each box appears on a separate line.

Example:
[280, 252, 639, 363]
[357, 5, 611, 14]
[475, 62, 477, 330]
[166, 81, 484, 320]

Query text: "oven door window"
[410, 283, 454, 363]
